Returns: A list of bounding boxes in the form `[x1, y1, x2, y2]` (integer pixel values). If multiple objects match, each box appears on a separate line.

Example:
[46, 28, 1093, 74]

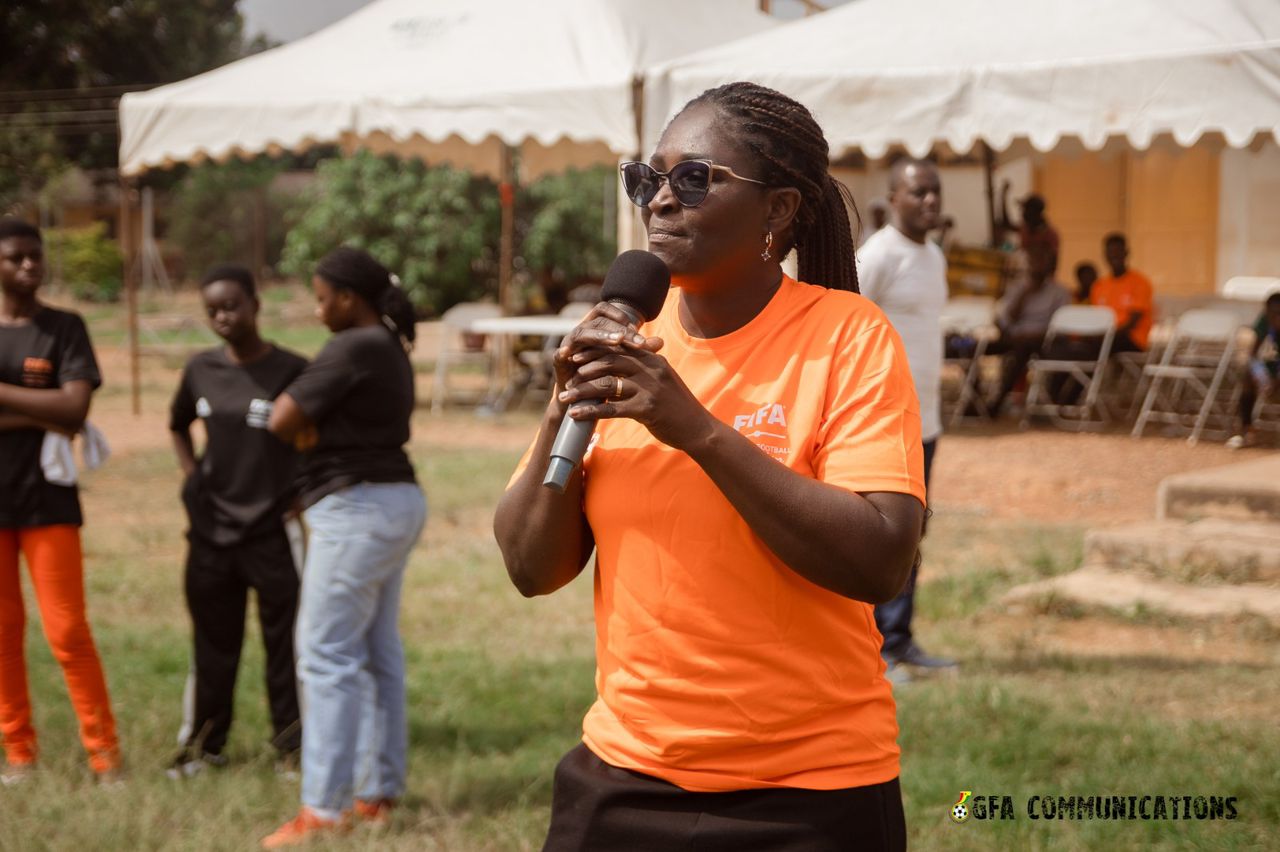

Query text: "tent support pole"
[982, 141, 997, 248]
[118, 176, 141, 416]
[498, 143, 516, 314]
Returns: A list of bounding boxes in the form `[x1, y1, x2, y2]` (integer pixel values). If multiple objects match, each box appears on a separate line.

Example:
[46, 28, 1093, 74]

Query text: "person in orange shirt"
[1090, 233, 1154, 352]
[495, 82, 924, 851]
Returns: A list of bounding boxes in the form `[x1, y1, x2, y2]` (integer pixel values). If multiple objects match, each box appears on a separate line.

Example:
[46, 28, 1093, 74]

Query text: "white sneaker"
[1226, 430, 1258, 450]
[1, 762, 36, 787]
[165, 748, 226, 780]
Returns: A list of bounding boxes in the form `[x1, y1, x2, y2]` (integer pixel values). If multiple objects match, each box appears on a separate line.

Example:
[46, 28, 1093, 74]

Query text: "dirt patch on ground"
[929, 425, 1246, 525]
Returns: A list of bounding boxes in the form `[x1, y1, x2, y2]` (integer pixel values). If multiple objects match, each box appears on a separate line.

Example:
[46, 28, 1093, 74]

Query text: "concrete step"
[1085, 519, 1280, 584]
[1158, 454, 1280, 524]
[1002, 565, 1280, 627]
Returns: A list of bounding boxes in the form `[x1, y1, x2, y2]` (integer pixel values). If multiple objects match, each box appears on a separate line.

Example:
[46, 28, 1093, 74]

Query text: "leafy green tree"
[0, 1, 250, 177]
[0, 123, 66, 213]
[519, 166, 616, 306]
[281, 152, 502, 316]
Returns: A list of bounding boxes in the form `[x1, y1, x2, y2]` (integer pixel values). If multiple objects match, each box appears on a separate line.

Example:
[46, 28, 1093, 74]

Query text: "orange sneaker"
[353, 797, 396, 825]
[260, 808, 349, 849]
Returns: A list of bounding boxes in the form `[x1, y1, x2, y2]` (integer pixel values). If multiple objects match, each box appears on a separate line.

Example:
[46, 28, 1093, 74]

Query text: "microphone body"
[542, 250, 670, 494]
[543, 301, 643, 494]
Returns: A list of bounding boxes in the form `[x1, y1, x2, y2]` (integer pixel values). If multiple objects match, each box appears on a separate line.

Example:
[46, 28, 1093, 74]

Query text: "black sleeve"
[280, 350, 309, 391]
[57, 312, 102, 390]
[283, 335, 360, 423]
[169, 363, 197, 432]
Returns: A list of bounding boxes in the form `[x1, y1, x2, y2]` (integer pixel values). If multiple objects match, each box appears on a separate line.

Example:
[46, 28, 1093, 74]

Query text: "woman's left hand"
[557, 344, 715, 453]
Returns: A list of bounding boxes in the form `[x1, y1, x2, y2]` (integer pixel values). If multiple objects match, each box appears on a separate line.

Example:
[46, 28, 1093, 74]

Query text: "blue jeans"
[874, 439, 935, 658]
[297, 482, 426, 811]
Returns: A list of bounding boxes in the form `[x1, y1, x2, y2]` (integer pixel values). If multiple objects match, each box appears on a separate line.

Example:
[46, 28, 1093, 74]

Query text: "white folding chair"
[512, 301, 596, 398]
[430, 301, 502, 413]
[1222, 276, 1280, 302]
[1131, 309, 1242, 444]
[1021, 305, 1116, 431]
[559, 301, 596, 320]
[940, 297, 998, 426]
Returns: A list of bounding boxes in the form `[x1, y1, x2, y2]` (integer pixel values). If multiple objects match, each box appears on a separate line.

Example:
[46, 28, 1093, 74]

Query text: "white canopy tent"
[646, 0, 1280, 159]
[115, 0, 774, 412]
[121, 0, 774, 179]
[119, 0, 775, 299]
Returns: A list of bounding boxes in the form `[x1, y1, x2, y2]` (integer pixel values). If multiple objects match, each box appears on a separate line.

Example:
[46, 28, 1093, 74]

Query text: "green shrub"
[519, 166, 615, 300]
[45, 223, 123, 302]
[281, 152, 501, 316]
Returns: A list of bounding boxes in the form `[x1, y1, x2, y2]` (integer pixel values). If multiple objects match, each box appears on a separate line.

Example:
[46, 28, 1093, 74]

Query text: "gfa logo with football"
[950, 790, 1015, 823]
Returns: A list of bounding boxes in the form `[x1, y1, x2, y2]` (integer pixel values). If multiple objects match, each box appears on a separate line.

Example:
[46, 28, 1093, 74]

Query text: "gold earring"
[761, 231, 774, 262]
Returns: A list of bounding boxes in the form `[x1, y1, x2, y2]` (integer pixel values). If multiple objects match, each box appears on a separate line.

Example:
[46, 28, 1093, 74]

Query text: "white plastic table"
[468, 314, 584, 413]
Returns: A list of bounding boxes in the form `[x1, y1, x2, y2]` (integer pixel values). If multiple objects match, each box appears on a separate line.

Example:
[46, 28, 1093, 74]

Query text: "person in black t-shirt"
[0, 218, 121, 784]
[261, 247, 426, 846]
[167, 264, 308, 779]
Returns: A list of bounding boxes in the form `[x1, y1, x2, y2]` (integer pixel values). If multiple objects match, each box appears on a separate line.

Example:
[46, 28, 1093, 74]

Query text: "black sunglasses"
[619, 159, 766, 208]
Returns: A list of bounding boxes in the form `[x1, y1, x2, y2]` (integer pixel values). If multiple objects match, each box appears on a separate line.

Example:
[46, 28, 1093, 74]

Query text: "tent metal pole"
[982, 141, 997, 248]
[498, 142, 515, 314]
[118, 176, 141, 416]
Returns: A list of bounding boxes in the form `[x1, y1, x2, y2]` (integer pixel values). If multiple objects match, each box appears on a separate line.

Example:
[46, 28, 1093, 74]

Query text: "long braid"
[686, 82, 860, 293]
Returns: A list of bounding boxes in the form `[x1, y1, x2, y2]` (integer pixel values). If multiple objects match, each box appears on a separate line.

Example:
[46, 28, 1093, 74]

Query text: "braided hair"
[685, 82, 859, 293]
[315, 246, 417, 348]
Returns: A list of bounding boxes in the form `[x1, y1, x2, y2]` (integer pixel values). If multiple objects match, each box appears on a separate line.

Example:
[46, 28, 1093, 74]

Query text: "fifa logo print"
[731, 402, 790, 458]
[951, 790, 972, 824]
[732, 402, 787, 437]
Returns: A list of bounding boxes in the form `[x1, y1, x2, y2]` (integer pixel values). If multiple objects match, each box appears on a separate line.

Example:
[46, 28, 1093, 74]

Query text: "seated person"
[996, 182, 1060, 260]
[1074, 261, 1098, 304]
[1227, 292, 1280, 449]
[1090, 233, 1153, 352]
[984, 244, 1071, 415]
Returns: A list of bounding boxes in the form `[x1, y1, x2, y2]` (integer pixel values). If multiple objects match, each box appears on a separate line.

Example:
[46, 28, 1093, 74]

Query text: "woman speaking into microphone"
[495, 82, 925, 851]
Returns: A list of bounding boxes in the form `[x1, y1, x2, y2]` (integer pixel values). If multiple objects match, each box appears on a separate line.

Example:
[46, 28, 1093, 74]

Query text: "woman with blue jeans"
[263, 247, 425, 847]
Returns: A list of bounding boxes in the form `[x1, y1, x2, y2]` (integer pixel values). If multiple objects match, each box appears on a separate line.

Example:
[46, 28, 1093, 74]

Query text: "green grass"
[8, 439, 1275, 851]
[4, 292, 1275, 849]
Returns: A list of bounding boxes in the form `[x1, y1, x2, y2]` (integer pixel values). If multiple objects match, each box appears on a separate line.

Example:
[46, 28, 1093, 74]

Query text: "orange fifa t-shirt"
[511, 276, 925, 792]
[1091, 270, 1154, 348]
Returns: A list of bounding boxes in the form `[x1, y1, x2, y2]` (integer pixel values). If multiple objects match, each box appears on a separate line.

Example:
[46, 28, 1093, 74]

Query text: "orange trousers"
[0, 526, 119, 772]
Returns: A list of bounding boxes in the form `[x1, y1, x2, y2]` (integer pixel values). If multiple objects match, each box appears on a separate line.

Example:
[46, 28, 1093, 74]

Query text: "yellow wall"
[1038, 140, 1219, 296]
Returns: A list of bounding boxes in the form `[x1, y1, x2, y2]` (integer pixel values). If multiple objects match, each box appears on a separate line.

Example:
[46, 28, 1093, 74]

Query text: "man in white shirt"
[858, 159, 957, 675]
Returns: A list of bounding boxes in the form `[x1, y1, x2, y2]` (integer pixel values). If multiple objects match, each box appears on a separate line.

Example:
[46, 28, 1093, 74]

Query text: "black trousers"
[543, 744, 906, 852]
[184, 525, 300, 755]
[874, 438, 936, 657]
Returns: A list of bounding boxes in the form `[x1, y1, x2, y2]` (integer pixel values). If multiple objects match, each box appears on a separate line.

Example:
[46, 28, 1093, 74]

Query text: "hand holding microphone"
[543, 250, 670, 493]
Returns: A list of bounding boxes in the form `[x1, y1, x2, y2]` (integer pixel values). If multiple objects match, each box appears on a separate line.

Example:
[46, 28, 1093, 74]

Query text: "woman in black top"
[168, 264, 307, 778]
[262, 247, 425, 846]
[0, 218, 121, 783]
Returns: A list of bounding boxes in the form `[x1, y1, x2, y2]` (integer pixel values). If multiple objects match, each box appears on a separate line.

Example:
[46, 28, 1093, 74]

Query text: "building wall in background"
[1218, 141, 1280, 291]
[1037, 138, 1220, 297]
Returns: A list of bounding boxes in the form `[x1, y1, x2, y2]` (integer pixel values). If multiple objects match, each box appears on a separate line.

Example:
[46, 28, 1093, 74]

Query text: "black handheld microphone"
[542, 250, 671, 493]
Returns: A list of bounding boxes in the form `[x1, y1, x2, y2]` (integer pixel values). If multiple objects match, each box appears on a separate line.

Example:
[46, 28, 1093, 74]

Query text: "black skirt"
[542, 743, 906, 852]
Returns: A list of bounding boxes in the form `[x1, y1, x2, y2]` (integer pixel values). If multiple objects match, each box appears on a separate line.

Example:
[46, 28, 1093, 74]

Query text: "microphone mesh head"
[601, 250, 671, 322]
